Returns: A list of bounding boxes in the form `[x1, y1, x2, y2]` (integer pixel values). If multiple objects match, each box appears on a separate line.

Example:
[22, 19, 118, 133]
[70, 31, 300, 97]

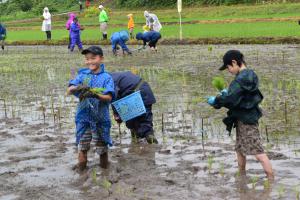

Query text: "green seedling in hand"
[90, 87, 106, 95]
[212, 76, 226, 92]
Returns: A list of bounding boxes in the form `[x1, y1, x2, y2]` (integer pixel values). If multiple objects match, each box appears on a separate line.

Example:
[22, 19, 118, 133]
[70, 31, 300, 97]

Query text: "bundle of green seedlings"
[212, 76, 226, 92]
[89, 87, 106, 95]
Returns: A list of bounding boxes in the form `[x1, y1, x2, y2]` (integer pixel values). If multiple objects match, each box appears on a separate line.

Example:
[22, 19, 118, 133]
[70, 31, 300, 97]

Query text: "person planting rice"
[67, 46, 115, 171]
[207, 50, 274, 180]
[0, 22, 6, 50]
[111, 71, 158, 144]
[136, 31, 161, 51]
[110, 30, 132, 56]
[69, 17, 83, 52]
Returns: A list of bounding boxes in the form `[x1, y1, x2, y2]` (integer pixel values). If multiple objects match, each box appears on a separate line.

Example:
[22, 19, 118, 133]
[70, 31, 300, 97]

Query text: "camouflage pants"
[235, 121, 264, 156]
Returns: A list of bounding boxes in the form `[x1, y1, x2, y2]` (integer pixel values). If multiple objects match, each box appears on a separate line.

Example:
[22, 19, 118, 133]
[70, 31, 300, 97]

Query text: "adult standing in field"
[42, 7, 52, 40]
[85, 0, 90, 9]
[144, 11, 162, 32]
[98, 5, 109, 40]
[0, 23, 7, 50]
[79, 1, 83, 13]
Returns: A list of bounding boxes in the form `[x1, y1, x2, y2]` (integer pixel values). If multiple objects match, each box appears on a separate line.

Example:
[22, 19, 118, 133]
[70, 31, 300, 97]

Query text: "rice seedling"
[263, 179, 270, 189]
[0, 99, 7, 118]
[212, 76, 226, 92]
[277, 184, 285, 198]
[293, 186, 300, 200]
[102, 178, 112, 193]
[207, 154, 214, 173]
[250, 175, 259, 189]
[92, 168, 98, 185]
[219, 161, 225, 176]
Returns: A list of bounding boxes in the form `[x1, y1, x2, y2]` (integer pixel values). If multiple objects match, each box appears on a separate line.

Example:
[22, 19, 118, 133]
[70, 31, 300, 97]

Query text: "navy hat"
[219, 50, 244, 71]
[82, 46, 103, 56]
[136, 32, 143, 40]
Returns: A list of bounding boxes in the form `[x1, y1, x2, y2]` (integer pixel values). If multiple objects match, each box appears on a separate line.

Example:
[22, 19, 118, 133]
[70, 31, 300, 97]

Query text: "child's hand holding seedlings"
[67, 85, 89, 95]
[220, 88, 228, 96]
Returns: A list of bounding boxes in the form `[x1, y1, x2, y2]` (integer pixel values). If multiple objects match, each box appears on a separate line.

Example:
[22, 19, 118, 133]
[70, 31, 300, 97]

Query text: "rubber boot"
[100, 152, 108, 169]
[103, 34, 107, 40]
[130, 129, 138, 143]
[146, 132, 158, 144]
[1, 45, 4, 50]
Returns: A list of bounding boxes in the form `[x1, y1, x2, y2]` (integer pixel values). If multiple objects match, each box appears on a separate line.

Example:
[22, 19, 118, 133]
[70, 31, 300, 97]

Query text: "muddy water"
[0, 45, 299, 200]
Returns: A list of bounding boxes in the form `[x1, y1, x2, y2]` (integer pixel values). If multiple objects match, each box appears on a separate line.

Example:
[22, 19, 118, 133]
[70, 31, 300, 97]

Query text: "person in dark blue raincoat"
[0, 23, 7, 50]
[110, 71, 158, 144]
[136, 31, 161, 51]
[67, 46, 115, 171]
[110, 30, 132, 55]
[70, 17, 83, 52]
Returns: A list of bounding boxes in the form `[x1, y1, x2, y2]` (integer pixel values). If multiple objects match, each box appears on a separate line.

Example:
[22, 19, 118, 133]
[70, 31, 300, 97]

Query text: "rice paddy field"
[4, 3, 300, 43]
[0, 44, 300, 200]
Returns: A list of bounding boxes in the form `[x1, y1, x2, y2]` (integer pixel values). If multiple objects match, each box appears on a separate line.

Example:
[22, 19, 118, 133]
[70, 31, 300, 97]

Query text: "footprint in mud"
[267, 151, 288, 160]
[0, 131, 15, 139]
[29, 135, 55, 142]
[6, 146, 32, 153]
[8, 155, 40, 163]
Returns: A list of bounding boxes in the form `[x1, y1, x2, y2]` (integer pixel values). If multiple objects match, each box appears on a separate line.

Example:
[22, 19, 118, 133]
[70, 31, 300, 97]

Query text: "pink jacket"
[66, 13, 81, 32]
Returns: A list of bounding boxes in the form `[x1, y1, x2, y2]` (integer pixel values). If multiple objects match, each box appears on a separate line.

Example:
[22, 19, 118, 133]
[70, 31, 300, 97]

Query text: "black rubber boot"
[103, 34, 107, 40]
[146, 133, 158, 144]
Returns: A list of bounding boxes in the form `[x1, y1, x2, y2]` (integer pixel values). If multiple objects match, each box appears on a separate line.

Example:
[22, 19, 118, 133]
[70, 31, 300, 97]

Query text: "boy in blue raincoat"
[136, 31, 161, 51]
[0, 23, 7, 50]
[70, 17, 83, 52]
[110, 30, 132, 56]
[67, 46, 115, 171]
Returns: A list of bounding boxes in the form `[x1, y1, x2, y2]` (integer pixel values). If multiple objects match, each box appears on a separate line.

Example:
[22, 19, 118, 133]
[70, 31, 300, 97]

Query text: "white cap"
[144, 10, 149, 17]
[99, 5, 104, 9]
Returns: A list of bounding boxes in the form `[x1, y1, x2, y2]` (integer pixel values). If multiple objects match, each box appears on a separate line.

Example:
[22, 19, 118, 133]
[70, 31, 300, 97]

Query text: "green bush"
[83, 6, 100, 17]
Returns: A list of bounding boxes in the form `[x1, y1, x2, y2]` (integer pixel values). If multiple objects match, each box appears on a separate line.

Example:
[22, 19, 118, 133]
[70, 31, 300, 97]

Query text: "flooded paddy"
[0, 45, 300, 200]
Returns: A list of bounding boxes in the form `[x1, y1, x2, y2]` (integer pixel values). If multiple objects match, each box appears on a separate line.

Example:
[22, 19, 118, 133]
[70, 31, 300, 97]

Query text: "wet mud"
[0, 45, 300, 199]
